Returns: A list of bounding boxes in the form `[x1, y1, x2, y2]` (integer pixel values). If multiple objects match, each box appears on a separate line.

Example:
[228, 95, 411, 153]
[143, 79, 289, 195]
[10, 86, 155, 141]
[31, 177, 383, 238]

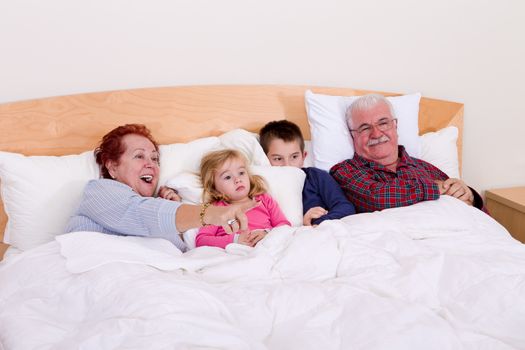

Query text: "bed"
[0, 85, 524, 349]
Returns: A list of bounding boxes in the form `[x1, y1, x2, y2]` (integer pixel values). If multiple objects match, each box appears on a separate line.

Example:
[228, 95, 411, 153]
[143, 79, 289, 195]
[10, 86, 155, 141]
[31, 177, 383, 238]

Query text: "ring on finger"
[227, 219, 237, 226]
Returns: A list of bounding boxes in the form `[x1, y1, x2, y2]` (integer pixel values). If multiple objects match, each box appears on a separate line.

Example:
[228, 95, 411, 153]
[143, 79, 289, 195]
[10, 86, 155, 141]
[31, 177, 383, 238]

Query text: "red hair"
[95, 124, 159, 179]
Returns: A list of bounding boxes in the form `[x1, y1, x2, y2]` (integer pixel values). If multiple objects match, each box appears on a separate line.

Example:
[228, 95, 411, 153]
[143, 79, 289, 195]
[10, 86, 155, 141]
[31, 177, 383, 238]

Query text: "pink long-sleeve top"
[195, 193, 290, 248]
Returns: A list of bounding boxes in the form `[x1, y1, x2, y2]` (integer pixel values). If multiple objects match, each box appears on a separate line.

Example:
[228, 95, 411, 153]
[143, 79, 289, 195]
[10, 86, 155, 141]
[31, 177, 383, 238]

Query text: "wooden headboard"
[0, 85, 464, 259]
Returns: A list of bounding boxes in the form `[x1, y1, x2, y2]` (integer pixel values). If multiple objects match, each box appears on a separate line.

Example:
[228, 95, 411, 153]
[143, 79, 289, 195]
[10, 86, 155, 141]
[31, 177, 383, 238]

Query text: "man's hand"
[303, 206, 328, 226]
[435, 178, 474, 205]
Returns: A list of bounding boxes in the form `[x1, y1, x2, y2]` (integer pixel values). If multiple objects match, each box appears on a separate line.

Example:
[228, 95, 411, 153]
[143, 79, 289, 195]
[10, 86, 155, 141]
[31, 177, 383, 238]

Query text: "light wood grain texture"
[486, 187, 525, 243]
[0, 85, 464, 259]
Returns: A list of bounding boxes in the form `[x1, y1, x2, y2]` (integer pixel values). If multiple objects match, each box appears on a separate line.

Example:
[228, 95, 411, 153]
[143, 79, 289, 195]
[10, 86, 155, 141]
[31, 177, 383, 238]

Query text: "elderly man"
[330, 94, 484, 213]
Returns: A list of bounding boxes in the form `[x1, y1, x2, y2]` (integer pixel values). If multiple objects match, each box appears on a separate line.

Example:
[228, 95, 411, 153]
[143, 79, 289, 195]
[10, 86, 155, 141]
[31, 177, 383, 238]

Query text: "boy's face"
[266, 138, 306, 168]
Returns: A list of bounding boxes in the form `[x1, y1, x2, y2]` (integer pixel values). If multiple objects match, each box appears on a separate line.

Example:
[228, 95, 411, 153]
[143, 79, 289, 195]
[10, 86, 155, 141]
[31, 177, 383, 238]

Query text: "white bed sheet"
[1, 196, 524, 350]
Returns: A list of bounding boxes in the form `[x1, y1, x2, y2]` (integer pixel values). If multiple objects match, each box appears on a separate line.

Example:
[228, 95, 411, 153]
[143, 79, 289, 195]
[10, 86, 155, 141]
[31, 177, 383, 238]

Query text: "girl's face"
[213, 157, 250, 203]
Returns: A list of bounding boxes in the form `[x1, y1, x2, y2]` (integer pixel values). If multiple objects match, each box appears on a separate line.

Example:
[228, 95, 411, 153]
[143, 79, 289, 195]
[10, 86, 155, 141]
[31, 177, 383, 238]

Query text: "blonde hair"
[200, 149, 267, 203]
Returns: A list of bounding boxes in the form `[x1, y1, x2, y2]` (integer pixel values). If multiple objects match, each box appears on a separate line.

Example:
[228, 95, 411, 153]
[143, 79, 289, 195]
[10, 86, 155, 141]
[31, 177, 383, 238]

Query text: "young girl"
[196, 149, 290, 248]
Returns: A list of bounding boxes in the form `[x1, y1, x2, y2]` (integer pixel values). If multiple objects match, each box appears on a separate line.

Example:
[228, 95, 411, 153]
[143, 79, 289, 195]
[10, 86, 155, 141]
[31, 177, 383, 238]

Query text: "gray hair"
[346, 94, 395, 129]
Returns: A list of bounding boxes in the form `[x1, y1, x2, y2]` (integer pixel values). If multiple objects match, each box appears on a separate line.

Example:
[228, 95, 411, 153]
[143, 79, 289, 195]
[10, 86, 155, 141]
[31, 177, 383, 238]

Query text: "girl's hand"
[238, 229, 267, 247]
[158, 186, 181, 202]
[248, 229, 268, 246]
[303, 206, 327, 226]
[237, 231, 254, 246]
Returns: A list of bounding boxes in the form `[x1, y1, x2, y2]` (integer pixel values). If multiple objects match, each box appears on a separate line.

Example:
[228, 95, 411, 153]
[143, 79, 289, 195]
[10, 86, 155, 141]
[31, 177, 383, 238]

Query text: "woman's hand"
[158, 186, 181, 202]
[175, 199, 259, 234]
[205, 199, 260, 234]
[303, 206, 328, 226]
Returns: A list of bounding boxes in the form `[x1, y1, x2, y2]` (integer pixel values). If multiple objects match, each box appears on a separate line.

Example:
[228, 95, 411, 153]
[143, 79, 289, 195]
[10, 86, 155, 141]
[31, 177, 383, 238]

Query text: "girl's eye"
[224, 175, 231, 180]
[239, 171, 245, 176]
[273, 157, 282, 161]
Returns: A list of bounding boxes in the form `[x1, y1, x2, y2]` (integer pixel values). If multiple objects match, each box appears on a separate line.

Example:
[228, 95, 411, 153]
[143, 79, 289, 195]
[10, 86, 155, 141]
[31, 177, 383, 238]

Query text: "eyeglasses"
[349, 118, 397, 136]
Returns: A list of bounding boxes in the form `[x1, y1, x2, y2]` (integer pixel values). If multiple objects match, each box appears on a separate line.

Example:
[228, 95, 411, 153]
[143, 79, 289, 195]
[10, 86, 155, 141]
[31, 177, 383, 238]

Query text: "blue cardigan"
[302, 167, 356, 225]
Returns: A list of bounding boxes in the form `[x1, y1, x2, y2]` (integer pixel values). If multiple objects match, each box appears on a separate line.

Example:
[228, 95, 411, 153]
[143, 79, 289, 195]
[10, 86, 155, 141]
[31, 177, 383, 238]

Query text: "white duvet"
[1, 196, 525, 350]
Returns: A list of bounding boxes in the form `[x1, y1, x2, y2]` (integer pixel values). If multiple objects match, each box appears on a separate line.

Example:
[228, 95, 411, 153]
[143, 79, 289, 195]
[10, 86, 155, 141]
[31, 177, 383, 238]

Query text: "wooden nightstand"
[485, 186, 525, 243]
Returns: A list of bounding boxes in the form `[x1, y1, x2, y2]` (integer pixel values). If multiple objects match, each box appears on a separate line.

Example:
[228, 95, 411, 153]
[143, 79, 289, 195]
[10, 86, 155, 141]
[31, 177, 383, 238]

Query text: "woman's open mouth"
[140, 175, 154, 184]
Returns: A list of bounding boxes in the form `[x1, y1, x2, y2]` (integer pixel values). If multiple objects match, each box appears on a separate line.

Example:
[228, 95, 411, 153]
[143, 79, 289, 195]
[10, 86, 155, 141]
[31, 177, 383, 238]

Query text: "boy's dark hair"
[259, 120, 305, 154]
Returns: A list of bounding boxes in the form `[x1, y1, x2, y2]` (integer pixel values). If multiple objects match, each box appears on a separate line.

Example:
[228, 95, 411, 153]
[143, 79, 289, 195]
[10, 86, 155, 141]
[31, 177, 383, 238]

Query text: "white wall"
[1, 0, 524, 194]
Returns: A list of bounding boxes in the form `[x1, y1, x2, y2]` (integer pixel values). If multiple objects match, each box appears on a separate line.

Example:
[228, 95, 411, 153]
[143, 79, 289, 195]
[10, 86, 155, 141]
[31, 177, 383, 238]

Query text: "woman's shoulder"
[85, 178, 132, 194]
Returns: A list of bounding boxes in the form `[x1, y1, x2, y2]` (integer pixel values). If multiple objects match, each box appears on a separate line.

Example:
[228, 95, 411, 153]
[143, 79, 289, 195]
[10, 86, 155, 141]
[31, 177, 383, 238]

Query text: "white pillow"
[164, 173, 203, 250]
[305, 90, 422, 171]
[0, 151, 100, 250]
[419, 126, 460, 179]
[160, 128, 271, 188]
[165, 172, 203, 205]
[158, 136, 221, 188]
[303, 140, 314, 168]
[219, 129, 271, 166]
[251, 165, 304, 227]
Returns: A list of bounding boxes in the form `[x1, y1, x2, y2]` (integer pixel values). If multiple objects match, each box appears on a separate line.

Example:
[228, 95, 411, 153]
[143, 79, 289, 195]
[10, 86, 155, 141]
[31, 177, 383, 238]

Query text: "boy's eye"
[273, 157, 282, 161]
[292, 155, 299, 159]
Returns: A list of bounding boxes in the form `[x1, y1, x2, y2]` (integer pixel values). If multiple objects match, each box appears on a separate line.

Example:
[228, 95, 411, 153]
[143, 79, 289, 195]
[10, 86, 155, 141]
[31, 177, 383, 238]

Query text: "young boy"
[259, 120, 356, 226]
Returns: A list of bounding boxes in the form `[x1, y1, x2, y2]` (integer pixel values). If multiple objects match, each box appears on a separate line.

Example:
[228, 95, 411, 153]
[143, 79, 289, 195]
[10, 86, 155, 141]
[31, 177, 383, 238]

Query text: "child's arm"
[261, 193, 291, 227]
[303, 207, 327, 226]
[195, 225, 235, 248]
[313, 169, 356, 225]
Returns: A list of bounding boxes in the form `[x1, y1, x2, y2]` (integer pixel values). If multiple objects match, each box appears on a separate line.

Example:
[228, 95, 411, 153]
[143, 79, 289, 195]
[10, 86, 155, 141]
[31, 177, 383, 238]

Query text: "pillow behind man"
[305, 90, 422, 172]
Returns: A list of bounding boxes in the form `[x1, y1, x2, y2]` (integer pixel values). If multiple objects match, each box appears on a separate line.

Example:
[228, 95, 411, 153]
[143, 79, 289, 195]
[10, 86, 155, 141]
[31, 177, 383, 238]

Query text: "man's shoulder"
[330, 157, 362, 174]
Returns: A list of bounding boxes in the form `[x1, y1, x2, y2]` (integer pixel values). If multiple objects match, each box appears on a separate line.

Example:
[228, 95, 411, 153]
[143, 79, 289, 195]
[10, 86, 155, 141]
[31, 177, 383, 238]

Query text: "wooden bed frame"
[0, 85, 464, 259]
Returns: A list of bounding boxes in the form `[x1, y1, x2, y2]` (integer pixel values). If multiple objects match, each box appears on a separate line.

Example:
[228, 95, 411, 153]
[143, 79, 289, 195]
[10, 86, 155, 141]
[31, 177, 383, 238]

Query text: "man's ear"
[350, 134, 357, 148]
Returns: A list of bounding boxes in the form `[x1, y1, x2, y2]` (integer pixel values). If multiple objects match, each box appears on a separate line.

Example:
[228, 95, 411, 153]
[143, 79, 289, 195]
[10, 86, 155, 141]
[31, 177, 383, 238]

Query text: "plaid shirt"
[330, 146, 448, 213]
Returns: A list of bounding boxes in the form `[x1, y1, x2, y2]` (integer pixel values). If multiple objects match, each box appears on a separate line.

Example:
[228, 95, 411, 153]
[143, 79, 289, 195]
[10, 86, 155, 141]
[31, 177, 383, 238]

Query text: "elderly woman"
[66, 124, 253, 252]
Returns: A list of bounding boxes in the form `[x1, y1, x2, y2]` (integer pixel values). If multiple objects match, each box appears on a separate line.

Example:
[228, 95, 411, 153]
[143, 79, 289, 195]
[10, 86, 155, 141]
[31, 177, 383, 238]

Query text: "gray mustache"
[367, 135, 390, 146]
